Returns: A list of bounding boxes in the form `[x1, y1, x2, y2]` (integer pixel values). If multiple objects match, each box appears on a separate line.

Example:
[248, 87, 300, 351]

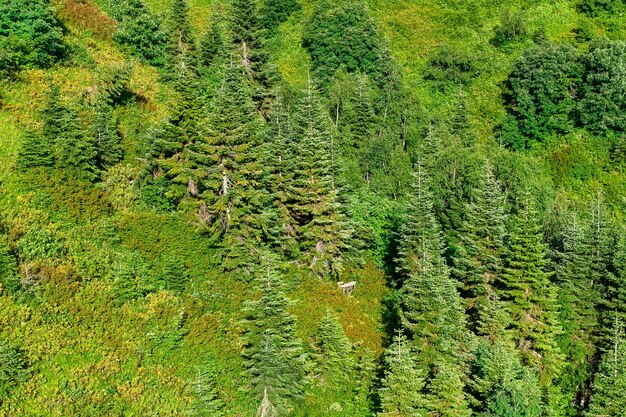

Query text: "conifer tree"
[159, 255, 188, 292]
[183, 60, 266, 270]
[241, 255, 306, 410]
[0, 340, 29, 398]
[54, 105, 98, 180]
[92, 101, 123, 170]
[167, 0, 195, 70]
[554, 214, 596, 414]
[378, 331, 429, 417]
[198, 15, 225, 69]
[286, 80, 352, 278]
[0, 235, 19, 294]
[452, 162, 508, 339]
[17, 131, 54, 170]
[501, 193, 563, 380]
[259, 0, 301, 32]
[189, 365, 224, 416]
[585, 317, 626, 416]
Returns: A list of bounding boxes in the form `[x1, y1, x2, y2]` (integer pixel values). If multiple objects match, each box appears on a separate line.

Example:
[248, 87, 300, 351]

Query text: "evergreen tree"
[469, 340, 543, 417]
[189, 365, 224, 416]
[183, 61, 266, 270]
[241, 256, 306, 410]
[0, 340, 28, 398]
[167, 0, 195, 71]
[0, 235, 19, 294]
[286, 80, 352, 278]
[159, 255, 188, 292]
[554, 214, 596, 414]
[378, 331, 429, 417]
[17, 131, 54, 170]
[41, 83, 66, 143]
[198, 15, 225, 69]
[585, 317, 626, 416]
[501, 193, 563, 381]
[452, 162, 509, 339]
[55, 105, 98, 180]
[92, 102, 123, 170]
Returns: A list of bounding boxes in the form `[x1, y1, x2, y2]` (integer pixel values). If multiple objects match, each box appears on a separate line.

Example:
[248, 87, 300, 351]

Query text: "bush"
[501, 43, 584, 149]
[424, 46, 478, 91]
[302, 0, 383, 87]
[0, 0, 64, 73]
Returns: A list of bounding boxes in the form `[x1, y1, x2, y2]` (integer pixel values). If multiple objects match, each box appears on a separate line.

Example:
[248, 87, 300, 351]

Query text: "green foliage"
[378, 332, 428, 417]
[578, 40, 626, 134]
[302, 0, 383, 87]
[424, 46, 479, 91]
[241, 256, 307, 409]
[0, 0, 64, 73]
[158, 255, 188, 292]
[189, 365, 225, 416]
[502, 43, 583, 149]
[0, 236, 19, 294]
[585, 318, 626, 416]
[109, 0, 169, 67]
[92, 101, 123, 170]
[198, 15, 225, 70]
[502, 193, 563, 380]
[490, 9, 529, 48]
[0, 341, 29, 399]
[17, 131, 54, 170]
[452, 163, 508, 338]
[259, 0, 301, 32]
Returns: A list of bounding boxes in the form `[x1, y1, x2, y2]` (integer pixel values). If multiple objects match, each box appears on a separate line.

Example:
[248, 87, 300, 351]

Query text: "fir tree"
[585, 317, 626, 416]
[55, 105, 98, 180]
[241, 255, 306, 409]
[259, 0, 301, 32]
[16, 131, 54, 170]
[452, 162, 509, 339]
[501, 193, 563, 381]
[189, 364, 224, 416]
[183, 60, 266, 270]
[198, 15, 225, 69]
[554, 214, 596, 414]
[92, 101, 123, 170]
[378, 331, 429, 417]
[286, 80, 352, 278]
[159, 255, 188, 293]
[0, 236, 19, 294]
[167, 0, 195, 71]
[0, 340, 29, 398]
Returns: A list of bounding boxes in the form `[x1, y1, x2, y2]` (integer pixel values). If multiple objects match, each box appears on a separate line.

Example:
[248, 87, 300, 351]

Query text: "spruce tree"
[585, 317, 626, 416]
[167, 0, 195, 71]
[0, 236, 19, 294]
[189, 365, 224, 416]
[241, 255, 306, 410]
[501, 193, 563, 381]
[286, 80, 352, 278]
[159, 255, 188, 292]
[17, 131, 54, 170]
[54, 105, 98, 180]
[0, 340, 28, 398]
[198, 15, 225, 69]
[554, 214, 596, 414]
[378, 331, 429, 417]
[259, 0, 301, 32]
[183, 60, 266, 270]
[452, 162, 509, 339]
[92, 101, 123, 170]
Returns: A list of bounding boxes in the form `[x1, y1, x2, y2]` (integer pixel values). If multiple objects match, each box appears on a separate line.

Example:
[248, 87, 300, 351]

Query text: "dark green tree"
[286, 80, 352, 278]
[501, 193, 563, 381]
[378, 331, 429, 417]
[302, 0, 383, 87]
[181, 60, 266, 270]
[189, 364, 224, 416]
[501, 43, 583, 149]
[0, 0, 64, 72]
[0, 236, 19, 294]
[452, 163, 509, 339]
[92, 102, 123, 170]
[16, 131, 54, 170]
[0, 341, 29, 399]
[578, 40, 626, 134]
[259, 0, 301, 32]
[585, 317, 626, 416]
[198, 15, 225, 69]
[241, 256, 306, 410]
[159, 255, 188, 293]
[55, 106, 98, 180]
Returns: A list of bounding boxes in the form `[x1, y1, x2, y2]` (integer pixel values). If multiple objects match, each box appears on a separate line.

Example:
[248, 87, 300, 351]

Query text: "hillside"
[1, 0, 626, 416]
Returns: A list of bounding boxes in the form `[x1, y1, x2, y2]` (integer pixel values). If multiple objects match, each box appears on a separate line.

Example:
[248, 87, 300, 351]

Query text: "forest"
[0, 0, 626, 415]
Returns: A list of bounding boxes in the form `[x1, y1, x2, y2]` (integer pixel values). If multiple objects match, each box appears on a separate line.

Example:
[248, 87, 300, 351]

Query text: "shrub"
[0, 0, 64, 73]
